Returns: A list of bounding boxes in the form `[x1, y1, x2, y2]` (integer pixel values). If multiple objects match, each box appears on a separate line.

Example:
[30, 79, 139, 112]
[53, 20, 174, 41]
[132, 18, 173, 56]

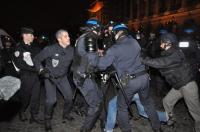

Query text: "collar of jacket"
[19, 41, 33, 49]
[161, 47, 177, 56]
[56, 43, 70, 51]
[116, 35, 129, 44]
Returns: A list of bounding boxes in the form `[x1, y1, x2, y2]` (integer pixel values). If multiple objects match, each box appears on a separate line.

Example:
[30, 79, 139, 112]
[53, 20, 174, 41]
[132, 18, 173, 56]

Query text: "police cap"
[21, 27, 34, 34]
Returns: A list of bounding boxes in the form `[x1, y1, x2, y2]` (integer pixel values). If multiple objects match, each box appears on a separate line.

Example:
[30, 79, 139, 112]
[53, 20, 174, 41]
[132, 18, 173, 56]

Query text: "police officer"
[1, 36, 18, 77]
[96, 21, 117, 130]
[33, 29, 74, 131]
[71, 19, 103, 132]
[13, 27, 42, 123]
[141, 32, 200, 132]
[90, 23, 162, 132]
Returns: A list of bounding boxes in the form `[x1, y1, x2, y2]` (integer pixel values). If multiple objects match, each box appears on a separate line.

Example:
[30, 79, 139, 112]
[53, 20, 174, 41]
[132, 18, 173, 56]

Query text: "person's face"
[160, 41, 168, 50]
[58, 32, 70, 47]
[108, 26, 113, 35]
[97, 31, 101, 36]
[22, 33, 34, 44]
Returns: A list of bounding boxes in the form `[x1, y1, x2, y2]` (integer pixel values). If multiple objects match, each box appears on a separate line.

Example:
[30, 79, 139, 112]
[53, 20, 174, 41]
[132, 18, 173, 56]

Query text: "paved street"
[0, 88, 196, 132]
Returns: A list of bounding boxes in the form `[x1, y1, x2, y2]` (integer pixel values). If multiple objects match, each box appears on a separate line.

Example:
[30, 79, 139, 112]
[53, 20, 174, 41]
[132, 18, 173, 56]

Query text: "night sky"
[0, 0, 93, 40]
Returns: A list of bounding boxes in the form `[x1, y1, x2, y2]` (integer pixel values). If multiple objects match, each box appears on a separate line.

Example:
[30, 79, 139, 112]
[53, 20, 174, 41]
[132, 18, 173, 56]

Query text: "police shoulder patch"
[14, 51, 20, 57]
[52, 59, 59, 67]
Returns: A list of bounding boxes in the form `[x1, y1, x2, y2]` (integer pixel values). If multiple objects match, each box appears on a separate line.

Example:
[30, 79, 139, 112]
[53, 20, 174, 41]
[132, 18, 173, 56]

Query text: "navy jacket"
[13, 42, 40, 73]
[33, 43, 74, 77]
[91, 35, 145, 77]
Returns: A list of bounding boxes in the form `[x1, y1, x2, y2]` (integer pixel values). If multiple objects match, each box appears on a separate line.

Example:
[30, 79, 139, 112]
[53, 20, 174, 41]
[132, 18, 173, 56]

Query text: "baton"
[72, 86, 78, 101]
[111, 71, 139, 120]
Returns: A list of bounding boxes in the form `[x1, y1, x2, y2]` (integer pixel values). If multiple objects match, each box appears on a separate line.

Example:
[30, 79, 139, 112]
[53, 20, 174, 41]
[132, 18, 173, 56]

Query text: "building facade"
[89, 0, 200, 32]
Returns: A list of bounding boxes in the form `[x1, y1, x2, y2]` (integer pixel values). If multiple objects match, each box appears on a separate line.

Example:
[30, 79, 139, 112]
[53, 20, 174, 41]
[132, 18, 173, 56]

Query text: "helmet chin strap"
[115, 31, 126, 40]
[92, 30, 98, 35]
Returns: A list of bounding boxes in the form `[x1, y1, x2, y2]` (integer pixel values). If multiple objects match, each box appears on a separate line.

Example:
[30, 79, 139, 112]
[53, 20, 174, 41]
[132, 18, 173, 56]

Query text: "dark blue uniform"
[33, 43, 74, 120]
[72, 32, 103, 132]
[90, 35, 161, 132]
[13, 42, 41, 120]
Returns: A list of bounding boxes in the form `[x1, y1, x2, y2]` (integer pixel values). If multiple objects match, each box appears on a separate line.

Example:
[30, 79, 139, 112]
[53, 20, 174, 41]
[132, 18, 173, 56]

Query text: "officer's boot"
[62, 101, 74, 122]
[29, 113, 44, 124]
[62, 114, 74, 123]
[44, 104, 54, 131]
[19, 112, 28, 122]
[45, 119, 52, 132]
[153, 128, 163, 132]
[81, 104, 102, 132]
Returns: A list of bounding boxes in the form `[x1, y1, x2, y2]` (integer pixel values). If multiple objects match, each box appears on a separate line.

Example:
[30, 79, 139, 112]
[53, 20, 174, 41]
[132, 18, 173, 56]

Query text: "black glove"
[40, 68, 50, 79]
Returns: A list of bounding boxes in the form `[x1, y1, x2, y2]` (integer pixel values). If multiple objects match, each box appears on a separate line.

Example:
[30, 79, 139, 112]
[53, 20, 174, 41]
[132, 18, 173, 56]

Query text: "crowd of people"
[0, 18, 200, 132]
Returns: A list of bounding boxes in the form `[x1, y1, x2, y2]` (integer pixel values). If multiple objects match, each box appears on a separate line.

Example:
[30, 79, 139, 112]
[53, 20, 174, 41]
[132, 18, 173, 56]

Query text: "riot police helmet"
[85, 19, 102, 33]
[111, 23, 129, 40]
